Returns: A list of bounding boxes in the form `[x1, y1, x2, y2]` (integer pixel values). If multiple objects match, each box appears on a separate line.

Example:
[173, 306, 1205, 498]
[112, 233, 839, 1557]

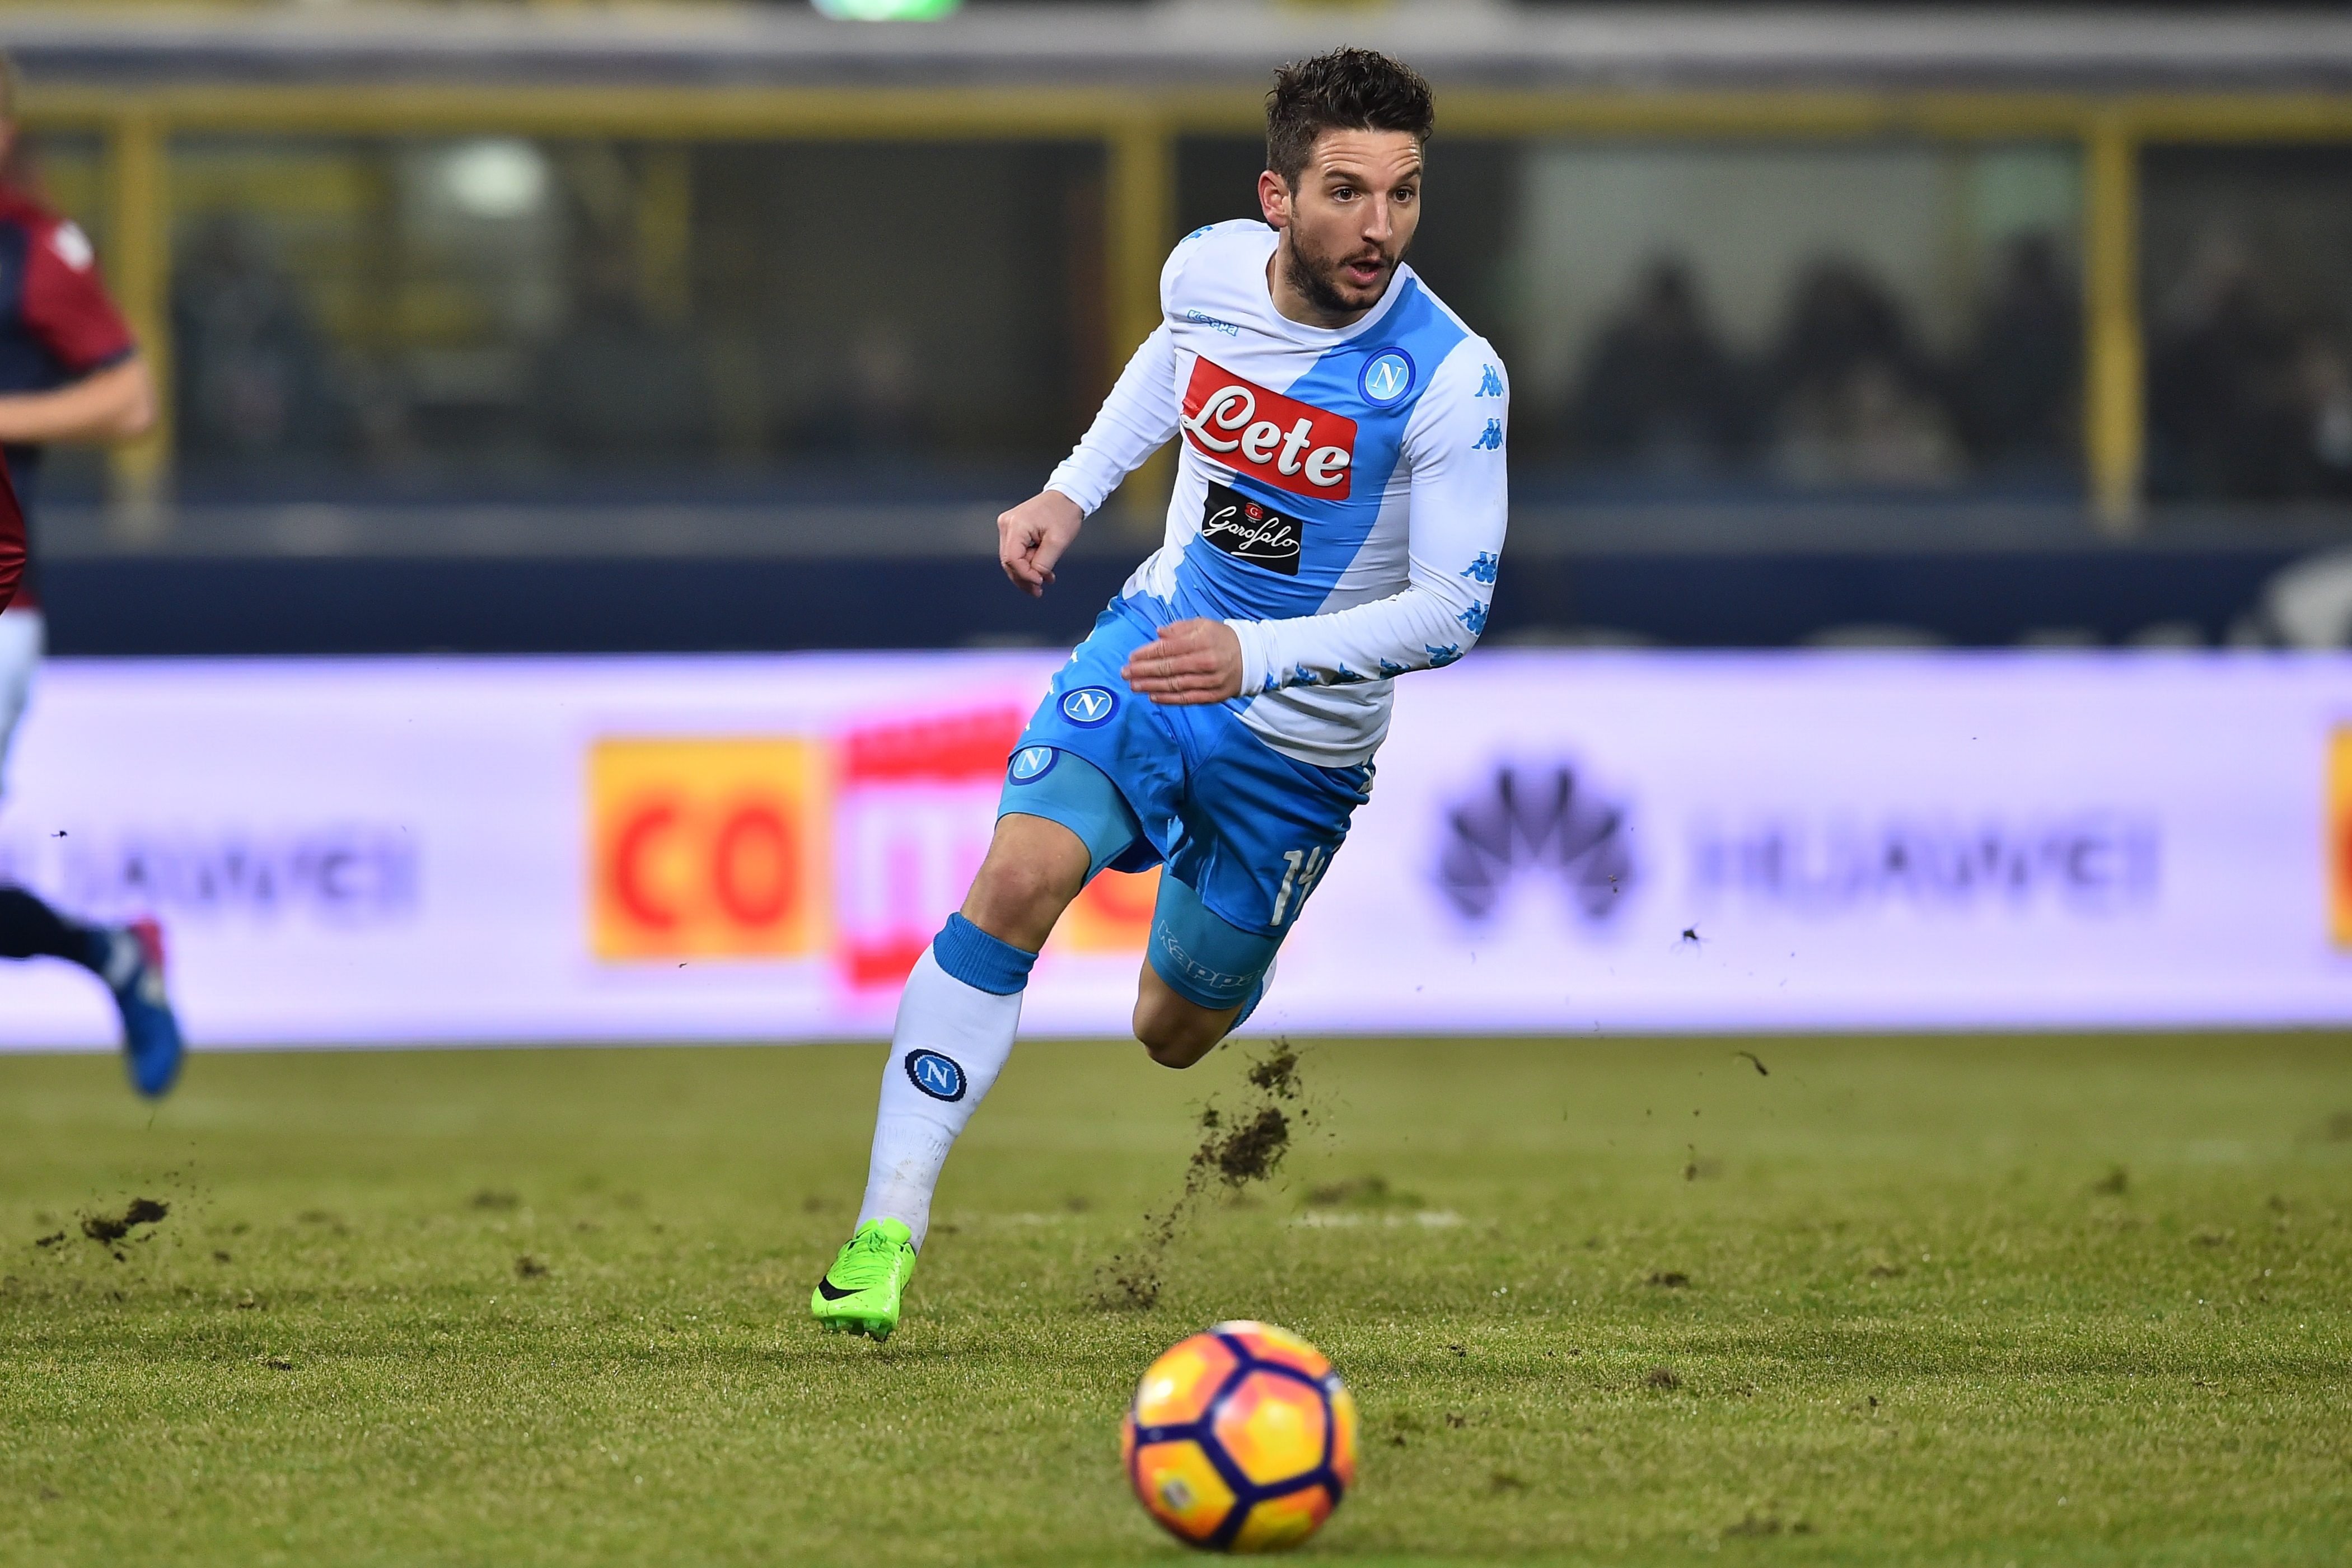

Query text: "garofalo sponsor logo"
[1199, 481, 1302, 575]
[1689, 812, 2160, 914]
[1436, 763, 1634, 923]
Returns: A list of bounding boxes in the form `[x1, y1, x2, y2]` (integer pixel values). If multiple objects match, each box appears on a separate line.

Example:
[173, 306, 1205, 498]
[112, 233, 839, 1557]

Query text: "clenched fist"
[998, 489, 1084, 598]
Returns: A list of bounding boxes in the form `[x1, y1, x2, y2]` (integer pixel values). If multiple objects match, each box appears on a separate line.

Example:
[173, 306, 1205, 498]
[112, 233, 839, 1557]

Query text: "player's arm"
[1125, 347, 1507, 704]
[1000, 324, 1181, 597]
[0, 213, 154, 448]
[0, 356, 154, 444]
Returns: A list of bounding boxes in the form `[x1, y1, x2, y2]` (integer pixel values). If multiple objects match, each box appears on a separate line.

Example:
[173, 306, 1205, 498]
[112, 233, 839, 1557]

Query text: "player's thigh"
[1140, 863, 1282, 1014]
[1168, 725, 1372, 946]
[997, 742, 1147, 880]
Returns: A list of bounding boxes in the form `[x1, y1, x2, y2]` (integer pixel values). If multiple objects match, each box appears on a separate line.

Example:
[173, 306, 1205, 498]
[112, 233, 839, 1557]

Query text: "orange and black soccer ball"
[1120, 1321, 1359, 1553]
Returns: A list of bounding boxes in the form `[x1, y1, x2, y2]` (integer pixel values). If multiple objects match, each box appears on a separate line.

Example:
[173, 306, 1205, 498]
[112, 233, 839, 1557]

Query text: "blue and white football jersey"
[1046, 220, 1509, 768]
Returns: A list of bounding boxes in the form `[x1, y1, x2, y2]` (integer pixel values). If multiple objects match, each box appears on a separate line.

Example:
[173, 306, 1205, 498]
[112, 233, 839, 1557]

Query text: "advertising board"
[0, 651, 2343, 1046]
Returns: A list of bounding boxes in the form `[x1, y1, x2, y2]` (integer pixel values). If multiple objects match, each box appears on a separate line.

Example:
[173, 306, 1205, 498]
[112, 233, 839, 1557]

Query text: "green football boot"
[810, 1218, 918, 1341]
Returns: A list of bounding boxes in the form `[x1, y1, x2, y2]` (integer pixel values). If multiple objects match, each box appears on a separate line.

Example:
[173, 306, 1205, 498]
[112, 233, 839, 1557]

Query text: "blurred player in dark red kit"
[0, 54, 183, 1096]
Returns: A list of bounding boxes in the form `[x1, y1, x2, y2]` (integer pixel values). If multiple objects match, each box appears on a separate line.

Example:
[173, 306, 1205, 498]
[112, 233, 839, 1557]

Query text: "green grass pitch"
[1, 1033, 2347, 1566]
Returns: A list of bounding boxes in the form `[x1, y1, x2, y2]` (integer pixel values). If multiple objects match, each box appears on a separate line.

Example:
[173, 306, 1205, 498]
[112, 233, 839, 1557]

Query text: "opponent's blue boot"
[104, 919, 184, 1098]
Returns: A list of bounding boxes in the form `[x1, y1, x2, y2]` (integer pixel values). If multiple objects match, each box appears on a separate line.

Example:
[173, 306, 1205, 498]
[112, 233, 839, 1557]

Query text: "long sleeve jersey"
[0, 186, 138, 611]
[1046, 220, 1508, 768]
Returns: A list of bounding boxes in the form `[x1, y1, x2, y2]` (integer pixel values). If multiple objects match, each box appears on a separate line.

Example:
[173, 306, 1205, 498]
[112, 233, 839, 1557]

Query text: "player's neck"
[1265, 239, 1380, 332]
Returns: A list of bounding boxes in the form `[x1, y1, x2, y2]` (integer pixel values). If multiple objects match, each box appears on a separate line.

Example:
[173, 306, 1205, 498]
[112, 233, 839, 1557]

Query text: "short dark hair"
[1265, 48, 1435, 191]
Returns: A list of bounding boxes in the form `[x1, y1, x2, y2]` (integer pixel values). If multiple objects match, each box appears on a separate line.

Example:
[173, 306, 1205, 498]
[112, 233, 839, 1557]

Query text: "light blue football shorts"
[996, 601, 1372, 1010]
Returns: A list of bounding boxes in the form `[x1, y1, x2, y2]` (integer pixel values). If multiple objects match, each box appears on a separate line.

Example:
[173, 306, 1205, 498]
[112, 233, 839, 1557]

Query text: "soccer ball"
[1120, 1321, 1358, 1553]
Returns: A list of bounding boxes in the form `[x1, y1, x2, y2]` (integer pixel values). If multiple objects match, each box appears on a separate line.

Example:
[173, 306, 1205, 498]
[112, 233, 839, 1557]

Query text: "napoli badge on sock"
[903, 1049, 967, 1102]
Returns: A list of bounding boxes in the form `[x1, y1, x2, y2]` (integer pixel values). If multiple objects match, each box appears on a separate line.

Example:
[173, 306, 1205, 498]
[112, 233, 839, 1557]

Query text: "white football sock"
[855, 946, 1022, 1250]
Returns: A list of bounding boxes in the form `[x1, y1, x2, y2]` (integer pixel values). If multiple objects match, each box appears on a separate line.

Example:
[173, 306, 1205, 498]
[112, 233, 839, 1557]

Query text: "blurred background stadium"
[1, 2, 2348, 1047]
[11, 0, 2352, 656]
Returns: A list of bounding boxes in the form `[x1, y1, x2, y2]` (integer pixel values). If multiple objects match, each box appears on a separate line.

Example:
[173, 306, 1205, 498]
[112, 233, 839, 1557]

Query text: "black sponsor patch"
[1199, 481, 1301, 575]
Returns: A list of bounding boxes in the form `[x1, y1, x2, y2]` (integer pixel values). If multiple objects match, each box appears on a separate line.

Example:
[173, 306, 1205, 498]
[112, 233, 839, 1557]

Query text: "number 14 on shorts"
[1271, 846, 1330, 926]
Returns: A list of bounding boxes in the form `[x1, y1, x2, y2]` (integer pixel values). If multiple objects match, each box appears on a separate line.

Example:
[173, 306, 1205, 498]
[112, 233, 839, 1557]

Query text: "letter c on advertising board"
[611, 801, 681, 930]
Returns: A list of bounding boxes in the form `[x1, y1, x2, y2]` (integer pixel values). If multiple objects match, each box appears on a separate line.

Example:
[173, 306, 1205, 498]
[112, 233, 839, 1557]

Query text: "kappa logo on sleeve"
[1199, 481, 1301, 575]
[1180, 357, 1357, 500]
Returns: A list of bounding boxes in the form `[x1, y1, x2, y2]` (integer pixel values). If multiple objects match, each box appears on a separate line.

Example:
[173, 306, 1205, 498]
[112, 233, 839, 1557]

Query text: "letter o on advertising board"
[711, 803, 796, 928]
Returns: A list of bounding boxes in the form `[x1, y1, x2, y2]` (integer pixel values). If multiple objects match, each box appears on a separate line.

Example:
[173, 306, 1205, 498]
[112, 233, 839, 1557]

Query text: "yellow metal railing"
[25, 82, 2352, 523]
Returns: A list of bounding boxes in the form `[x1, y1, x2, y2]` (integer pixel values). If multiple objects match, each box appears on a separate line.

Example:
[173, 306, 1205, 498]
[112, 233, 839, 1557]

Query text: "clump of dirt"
[1095, 1041, 1310, 1311]
[1645, 1365, 1682, 1389]
[470, 1189, 520, 1210]
[79, 1198, 169, 1246]
[2091, 1166, 2130, 1195]
[1647, 1270, 1690, 1288]
[1204, 1106, 1292, 1185]
[515, 1253, 549, 1279]
[1244, 1046, 1302, 1099]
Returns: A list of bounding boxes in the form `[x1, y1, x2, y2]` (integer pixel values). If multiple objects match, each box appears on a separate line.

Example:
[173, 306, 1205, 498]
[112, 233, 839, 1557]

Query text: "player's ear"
[1257, 168, 1292, 231]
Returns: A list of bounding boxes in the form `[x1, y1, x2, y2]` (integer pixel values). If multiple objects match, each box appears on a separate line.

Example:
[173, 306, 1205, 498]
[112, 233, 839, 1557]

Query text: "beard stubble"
[1283, 228, 1397, 319]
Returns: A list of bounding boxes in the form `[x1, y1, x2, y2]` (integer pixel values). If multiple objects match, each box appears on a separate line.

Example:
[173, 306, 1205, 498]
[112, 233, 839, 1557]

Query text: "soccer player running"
[0, 54, 184, 1097]
[812, 48, 1507, 1340]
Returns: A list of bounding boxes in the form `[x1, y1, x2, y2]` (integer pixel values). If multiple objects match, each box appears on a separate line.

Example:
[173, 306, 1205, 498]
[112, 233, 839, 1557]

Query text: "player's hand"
[1122, 618, 1244, 706]
[999, 489, 1084, 598]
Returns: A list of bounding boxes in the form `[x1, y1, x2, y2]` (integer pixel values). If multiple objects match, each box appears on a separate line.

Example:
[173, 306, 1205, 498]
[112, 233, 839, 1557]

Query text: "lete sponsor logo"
[1180, 356, 1356, 500]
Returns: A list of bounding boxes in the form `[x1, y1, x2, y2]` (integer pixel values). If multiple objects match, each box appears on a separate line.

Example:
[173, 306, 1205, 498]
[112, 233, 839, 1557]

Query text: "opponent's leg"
[0, 606, 42, 796]
[0, 887, 185, 1097]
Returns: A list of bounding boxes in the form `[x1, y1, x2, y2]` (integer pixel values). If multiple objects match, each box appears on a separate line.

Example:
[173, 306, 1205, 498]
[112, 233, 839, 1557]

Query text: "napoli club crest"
[1359, 349, 1415, 408]
[904, 1049, 967, 1102]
